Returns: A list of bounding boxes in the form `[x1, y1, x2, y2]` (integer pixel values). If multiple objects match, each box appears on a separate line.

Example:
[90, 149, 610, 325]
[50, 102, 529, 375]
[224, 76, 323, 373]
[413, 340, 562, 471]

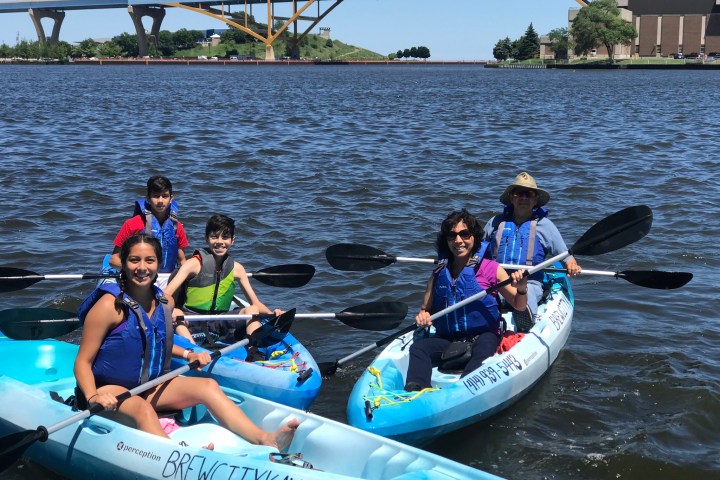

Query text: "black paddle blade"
[0, 267, 42, 293]
[249, 309, 296, 348]
[336, 301, 408, 331]
[0, 308, 79, 340]
[325, 243, 396, 271]
[618, 270, 693, 290]
[318, 361, 339, 377]
[252, 264, 315, 288]
[571, 205, 652, 256]
[0, 428, 46, 472]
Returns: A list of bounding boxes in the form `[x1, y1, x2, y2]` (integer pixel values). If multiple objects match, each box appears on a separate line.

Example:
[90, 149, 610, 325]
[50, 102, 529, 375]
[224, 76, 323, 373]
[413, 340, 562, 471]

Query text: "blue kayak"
[173, 324, 321, 411]
[347, 272, 574, 445]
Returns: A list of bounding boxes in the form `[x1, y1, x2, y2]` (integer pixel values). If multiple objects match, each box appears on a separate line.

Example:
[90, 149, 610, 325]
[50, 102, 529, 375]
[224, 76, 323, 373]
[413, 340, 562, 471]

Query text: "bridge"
[0, 0, 344, 59]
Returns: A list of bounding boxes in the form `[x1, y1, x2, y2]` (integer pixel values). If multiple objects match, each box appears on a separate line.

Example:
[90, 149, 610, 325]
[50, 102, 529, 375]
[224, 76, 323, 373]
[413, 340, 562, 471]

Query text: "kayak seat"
[512, 306, 534, 333]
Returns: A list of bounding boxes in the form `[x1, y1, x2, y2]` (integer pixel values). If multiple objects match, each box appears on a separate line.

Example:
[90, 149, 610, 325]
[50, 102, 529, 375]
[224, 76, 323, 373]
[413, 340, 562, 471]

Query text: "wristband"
[183, 349, 192, 360]
[516, 290, 527, 295]
[87, 393, 99, 402]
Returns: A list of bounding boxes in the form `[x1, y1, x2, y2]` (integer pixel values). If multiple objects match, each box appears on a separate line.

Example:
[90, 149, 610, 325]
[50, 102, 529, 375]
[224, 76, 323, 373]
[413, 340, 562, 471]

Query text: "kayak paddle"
[0, 301, 408, 340]
[0, 264, 315, 293]
[0, 309, 295, 472]
[0, 308, 79, 340]
[318, 205, 653, 376]
[178, 301, 408, 331]
[326, 244, 691, 290]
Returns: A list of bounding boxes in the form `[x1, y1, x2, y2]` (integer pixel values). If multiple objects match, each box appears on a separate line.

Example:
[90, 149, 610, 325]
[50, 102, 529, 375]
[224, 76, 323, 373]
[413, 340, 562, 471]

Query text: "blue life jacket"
[431, 243, 500, 337]
[489, 206, 548, 281]
[134, 198, 179, 273]
[77, 283, 174, 389]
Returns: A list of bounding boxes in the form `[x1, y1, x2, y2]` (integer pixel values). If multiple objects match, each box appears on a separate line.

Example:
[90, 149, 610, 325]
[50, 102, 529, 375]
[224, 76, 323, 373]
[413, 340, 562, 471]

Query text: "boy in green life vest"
[164, 214, 282, 345]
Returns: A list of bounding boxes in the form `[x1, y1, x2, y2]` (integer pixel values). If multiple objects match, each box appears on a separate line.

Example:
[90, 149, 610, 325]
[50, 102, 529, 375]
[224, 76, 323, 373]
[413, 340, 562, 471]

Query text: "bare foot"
[265, 419, 300, 451]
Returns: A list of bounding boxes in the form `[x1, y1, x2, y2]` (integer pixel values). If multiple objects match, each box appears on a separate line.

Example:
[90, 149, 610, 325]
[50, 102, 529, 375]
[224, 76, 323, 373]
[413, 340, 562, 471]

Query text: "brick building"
[543, 0, 720, 59]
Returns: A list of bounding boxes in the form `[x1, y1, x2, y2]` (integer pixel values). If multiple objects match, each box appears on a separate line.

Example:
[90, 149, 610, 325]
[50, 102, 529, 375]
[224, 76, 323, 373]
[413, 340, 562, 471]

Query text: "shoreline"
[1, 57, 488, 66]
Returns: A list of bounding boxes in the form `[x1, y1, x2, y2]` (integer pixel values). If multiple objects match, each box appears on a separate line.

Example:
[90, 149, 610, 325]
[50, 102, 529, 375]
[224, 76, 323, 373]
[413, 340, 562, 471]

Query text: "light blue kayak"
[0, 339, 502, 480]
[99, 254, 322, 410]
[347, 272, 574, 445]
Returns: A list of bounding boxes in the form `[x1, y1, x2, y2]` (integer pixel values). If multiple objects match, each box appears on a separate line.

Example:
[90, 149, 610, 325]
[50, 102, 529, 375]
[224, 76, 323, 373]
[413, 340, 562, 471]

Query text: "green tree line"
[390, 46, 431, 60]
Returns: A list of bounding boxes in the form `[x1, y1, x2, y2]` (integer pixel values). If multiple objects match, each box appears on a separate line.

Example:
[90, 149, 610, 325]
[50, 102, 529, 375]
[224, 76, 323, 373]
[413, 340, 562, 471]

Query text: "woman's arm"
[73, 294, 123, 409]
[497, 266, 528, 311]
[415, 276, 435, 327]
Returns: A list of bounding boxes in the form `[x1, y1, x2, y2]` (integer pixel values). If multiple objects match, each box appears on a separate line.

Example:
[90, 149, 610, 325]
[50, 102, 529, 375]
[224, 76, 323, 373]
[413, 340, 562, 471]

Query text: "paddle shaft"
[331, 251, 656, 281]
[0, 273, 116, 281]
[183, 313, 365, 321]
[42, 339, 249, 436]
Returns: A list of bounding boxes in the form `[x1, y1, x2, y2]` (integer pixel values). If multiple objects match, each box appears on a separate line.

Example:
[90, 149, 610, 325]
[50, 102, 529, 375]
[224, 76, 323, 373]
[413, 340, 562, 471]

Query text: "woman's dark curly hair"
[435, 208, 484, 260]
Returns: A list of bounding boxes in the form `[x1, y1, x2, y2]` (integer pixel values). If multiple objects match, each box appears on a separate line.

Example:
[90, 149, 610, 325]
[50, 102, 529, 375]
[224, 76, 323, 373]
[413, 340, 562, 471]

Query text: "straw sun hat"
[499, 172, 551, 207]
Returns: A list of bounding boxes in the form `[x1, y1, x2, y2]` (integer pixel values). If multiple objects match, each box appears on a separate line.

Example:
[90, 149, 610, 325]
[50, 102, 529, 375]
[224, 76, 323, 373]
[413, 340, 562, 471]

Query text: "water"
[0, 64, 718, 479]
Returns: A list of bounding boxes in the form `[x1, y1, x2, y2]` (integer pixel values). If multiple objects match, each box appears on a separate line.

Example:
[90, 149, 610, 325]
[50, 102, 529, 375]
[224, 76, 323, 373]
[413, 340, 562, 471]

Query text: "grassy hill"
[174, 34, 385, 61]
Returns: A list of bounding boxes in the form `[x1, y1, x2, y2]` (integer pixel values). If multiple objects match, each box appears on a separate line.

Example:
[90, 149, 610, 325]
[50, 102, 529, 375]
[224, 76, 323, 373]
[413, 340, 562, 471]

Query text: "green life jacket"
[184, 248, 235, 314]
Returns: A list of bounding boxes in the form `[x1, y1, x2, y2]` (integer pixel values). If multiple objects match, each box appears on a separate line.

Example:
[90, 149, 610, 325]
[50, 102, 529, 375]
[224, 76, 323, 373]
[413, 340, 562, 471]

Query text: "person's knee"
[243, 305, 260, 315]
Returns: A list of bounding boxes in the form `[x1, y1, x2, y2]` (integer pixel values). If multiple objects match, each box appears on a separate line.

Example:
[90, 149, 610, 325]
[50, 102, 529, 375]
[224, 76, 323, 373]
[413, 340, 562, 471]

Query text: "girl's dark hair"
[435, 208, 484, 260]
[205, 214, 235, 238]
[115, 233, 162, 311]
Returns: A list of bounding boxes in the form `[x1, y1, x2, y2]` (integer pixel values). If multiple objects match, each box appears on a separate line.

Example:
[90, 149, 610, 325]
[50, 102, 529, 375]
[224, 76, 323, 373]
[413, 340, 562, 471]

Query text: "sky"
[0, 0, 581, 60]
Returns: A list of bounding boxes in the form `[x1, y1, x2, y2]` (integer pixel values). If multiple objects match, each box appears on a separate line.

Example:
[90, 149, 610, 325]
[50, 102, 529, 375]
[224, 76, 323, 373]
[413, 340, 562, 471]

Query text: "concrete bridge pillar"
[265, 44, 275, 61]
[128, 5, 165, 57]
[28, 8, 65, 45]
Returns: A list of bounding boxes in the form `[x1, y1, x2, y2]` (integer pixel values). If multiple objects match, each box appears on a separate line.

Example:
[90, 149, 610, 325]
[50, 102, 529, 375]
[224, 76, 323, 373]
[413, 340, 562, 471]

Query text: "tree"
[409, 46, 418, 58]
[570, 0, 637, 62]
[175, 28, 204, 49]
[156, 30, 176, 56]
[548, 27, 570, 59]
[97, 41, 122, 58]
[515, 23, 540, 60]
[112, 32, 139, 57]
[493, 37, 513, 61]
[396, 49, 403, 59]
[74, 38, 98, 58]
[416, 46, 430, 59]
[403, 48, 410, 58]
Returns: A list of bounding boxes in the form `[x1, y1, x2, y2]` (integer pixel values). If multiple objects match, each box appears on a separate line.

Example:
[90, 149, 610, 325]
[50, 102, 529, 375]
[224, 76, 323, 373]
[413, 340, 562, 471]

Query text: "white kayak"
[347, 271, 574, 445]
[0, 338, 501, 480]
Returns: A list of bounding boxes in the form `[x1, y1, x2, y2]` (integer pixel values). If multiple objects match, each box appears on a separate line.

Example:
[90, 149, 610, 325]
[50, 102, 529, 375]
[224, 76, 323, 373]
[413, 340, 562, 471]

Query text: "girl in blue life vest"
[74, 233, 299, 448]
[404, 209, 529, 392]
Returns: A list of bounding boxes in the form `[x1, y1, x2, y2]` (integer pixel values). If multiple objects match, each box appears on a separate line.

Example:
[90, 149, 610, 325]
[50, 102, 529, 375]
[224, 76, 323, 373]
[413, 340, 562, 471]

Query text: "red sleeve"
[113, 216, 145, 248]
[176, 222, 190, 249]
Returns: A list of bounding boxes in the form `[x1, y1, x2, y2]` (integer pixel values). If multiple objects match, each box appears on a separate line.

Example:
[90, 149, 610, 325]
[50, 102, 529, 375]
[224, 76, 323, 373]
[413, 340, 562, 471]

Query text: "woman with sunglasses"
[483, 171, 582, 330]
[404, 209, 528, 392]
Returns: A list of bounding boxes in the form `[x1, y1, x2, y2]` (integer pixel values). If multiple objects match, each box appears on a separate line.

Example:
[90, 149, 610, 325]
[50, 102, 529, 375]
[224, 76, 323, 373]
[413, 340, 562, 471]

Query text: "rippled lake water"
[0, 64, 718, 479]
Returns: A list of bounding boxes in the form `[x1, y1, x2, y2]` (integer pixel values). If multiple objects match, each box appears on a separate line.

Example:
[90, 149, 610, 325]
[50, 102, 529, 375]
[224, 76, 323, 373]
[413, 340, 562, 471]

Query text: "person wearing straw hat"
[483, 172, 581, 331]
